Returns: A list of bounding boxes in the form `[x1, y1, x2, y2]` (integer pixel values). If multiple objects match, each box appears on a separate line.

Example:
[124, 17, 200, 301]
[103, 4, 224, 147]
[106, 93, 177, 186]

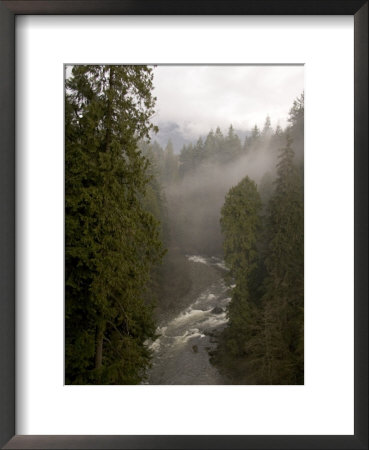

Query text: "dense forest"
[65, 65, 165, 384]
[65, 64, 304, 385]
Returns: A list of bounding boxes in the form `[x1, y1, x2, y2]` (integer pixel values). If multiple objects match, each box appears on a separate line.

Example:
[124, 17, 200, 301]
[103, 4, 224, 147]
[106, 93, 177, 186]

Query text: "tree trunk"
[95, 322, 105, 369]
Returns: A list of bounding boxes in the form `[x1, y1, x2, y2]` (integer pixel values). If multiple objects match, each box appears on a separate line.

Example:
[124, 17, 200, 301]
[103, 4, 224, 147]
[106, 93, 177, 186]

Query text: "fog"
[165, 141, 278, 256]
[147, 67, 304, 385]
[154, 65, 304, 139]
[151, 66, 304, 257]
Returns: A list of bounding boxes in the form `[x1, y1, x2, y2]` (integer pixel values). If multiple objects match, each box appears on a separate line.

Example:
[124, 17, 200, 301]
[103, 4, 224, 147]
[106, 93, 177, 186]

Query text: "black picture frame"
[0, 1, 367, 449]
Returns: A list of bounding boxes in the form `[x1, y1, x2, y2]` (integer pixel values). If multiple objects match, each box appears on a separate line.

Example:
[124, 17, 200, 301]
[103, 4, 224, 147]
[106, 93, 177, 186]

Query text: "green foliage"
[259, 171, 274, 205]
[220, 177, 262, 282]
[216, 178, 263, 362]
[138, 139, 169, 241]
[288, 92, 304, 165]
[65, 65, 164, 384]
[259, 134, 304, 384]
[179, 125, 243, 177]
[163, 140, 179, 185]
[225, 125, 242, 162]
[244, 125, 261, 154]
[214, 133, 304, 385]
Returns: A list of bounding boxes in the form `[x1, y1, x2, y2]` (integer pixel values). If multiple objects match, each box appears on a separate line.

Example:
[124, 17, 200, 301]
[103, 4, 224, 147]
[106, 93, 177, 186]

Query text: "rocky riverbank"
[146, 254, 231, 385]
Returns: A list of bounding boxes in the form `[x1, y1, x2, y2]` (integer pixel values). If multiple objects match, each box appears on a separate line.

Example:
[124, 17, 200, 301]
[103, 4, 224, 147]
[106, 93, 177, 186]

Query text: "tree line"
[212, 95, 304, 384]
[65, 63, 304, 385]
[133, 92, 305, 384]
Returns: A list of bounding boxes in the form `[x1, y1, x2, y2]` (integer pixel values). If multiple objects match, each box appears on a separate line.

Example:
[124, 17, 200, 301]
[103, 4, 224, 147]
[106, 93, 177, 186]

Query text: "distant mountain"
[234, 128, 251, 144]
[151, 121, 251, 154]
[150, 122, 194, 154]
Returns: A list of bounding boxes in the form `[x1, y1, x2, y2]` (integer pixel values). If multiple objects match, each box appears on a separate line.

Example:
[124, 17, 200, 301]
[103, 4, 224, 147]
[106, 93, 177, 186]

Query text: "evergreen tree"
[203, 129, 216, 161]
[288, 92, 304, 126]
[139, 140, 168, 241]
[244, 124, 261, 154]
[213, 127, 225, 163]
[193, 136, 205, 165]
[262, 115, 273, 137]
[65, 65, 164, 384]
[258, 134, 304, 384]
[225, 124, 242, 162]
[288, 92, 304, 164]
[272, 124, 285, 154]
[259, 171, 274, 206]
[163, 140, 179, 185]
[251, 124, 261, 140]
[214, 133, 303, 385]
[274, 124, 283, 136]
[215, 177, 262, 368]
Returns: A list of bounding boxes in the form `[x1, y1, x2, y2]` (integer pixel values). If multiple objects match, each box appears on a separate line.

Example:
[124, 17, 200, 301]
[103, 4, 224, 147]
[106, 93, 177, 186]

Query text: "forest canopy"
[141, 92, 304, 384]
[65, 63, 304, 385]
[65, 65, 164, 384]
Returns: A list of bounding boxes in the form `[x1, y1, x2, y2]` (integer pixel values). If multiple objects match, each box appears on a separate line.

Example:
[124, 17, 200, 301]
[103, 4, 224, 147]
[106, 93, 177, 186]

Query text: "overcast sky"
[152, 65, 304, 139]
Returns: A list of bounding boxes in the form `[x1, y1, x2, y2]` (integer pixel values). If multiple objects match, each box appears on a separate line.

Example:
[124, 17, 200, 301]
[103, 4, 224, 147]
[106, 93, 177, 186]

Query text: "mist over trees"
[143, 95, 304, 258]
[65, 62, 304, 385]
[141, 92, 304, 384]
[214, 133, 304, 384]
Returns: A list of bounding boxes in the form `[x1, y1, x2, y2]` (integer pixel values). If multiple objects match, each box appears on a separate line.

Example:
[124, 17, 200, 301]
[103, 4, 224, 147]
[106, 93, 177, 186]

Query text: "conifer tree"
[225, 125, 242, 162]
[65, 65, 164, 384]
[251, 124, 261, 140]
[218, 177, 262, 360]
[288, 92, 304, 164]
[244, 124, 261, 154]
[163, 140, 179, 184]
[193, 137, 204, 165]
[262, 116, 273, 137]
[203, 129, 216, 161]
[274, 124, 283, 136]
[258, 134, 304, 384]
[214, 133, 303, 385]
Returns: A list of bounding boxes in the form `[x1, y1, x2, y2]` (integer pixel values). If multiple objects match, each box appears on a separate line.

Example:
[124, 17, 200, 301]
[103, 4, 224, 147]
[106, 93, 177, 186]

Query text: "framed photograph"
[0, 1, 367, 449]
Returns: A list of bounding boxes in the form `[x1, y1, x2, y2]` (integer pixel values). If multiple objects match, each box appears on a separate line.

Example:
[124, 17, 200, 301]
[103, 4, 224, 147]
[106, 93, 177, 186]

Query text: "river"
[146, 255, 232, 385]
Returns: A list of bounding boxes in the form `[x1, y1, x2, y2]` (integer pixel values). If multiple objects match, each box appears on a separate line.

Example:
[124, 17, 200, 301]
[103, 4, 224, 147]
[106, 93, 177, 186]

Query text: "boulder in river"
[211, 306, 223, 314]
[204, 328, 221, 337]
[192, 345, 198, 353]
